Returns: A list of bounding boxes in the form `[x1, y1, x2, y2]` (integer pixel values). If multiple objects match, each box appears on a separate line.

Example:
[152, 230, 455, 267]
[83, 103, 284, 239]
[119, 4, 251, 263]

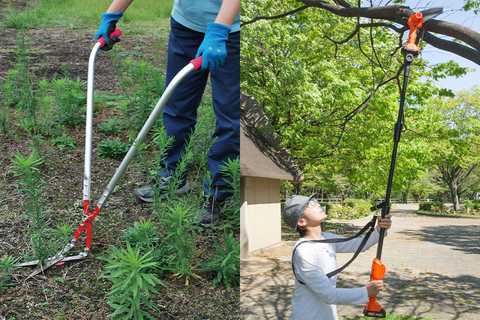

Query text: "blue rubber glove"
[95, 12, 123, 47]
[196, 22, 231, 72]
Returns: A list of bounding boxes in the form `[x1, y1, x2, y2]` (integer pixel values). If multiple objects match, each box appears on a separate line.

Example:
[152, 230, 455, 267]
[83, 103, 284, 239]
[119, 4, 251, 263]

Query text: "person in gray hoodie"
[283, 195, 392, 320]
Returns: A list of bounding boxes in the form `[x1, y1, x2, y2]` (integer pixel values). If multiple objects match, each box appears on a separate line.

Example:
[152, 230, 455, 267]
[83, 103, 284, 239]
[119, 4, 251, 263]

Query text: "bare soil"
[0, 3, 239, 319]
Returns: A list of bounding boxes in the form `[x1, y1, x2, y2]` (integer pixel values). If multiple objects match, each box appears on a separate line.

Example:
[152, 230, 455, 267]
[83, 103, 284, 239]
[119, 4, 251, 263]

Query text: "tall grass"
[4, 0, 173, 30]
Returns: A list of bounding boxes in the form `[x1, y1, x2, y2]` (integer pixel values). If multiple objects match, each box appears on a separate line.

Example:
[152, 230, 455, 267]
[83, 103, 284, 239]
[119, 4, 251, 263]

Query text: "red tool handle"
[364, 258, 387, 317]
[190, 56, 203, 71]
[98, 27, 123, 48]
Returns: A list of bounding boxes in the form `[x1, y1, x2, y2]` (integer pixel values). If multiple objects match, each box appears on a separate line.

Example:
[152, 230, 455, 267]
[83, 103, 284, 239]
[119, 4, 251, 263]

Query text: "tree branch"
[241, 5, 310, 26]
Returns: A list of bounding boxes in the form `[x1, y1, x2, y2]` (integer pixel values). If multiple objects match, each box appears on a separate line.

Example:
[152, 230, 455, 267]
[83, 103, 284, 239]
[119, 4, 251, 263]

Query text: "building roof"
[240, 93, 302, 181]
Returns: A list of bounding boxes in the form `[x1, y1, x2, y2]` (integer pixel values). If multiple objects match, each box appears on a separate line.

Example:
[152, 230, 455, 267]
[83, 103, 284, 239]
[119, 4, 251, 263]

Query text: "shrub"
[52, 134, 76, 151]
[419, 201, 443, 212]
[51, 78, 85, 127]
[419, 202, 432, 211]
[99, 117, 124, 135]
[326, 199, 371, 220]
[201, 232, 240, 288]
[0, 256, 16, 292]
[98, 138, 129, 160]
[103, 245, 162, 320]
[345, 198, 371, 216]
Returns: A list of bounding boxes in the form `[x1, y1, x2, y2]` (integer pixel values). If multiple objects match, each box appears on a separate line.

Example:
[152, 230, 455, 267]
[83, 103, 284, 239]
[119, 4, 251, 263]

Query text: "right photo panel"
[240, 1, 480, 320]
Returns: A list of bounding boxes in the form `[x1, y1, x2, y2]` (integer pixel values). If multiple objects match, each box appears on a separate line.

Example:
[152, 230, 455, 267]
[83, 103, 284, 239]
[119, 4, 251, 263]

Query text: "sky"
[366, 0, 479, 92]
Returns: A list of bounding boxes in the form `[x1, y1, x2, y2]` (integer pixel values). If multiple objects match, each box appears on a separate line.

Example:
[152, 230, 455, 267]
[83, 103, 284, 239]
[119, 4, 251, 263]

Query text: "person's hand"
[376, 214, 392, 230]
[196, 22, 230, 71]
[366, 280, 384, 297]
[95, 12, 123, 50]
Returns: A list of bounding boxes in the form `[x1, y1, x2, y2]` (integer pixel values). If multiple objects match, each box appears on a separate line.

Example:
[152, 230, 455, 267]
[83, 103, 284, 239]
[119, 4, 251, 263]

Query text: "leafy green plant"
[99, 117, 124, 135]
[0, 256, 16, 292]
[201, 232, 240, 288]
[103, 245, 162, 320]
[115, 58, 165, 139]
[326, 199, 372, 220]
[157, 200, 199, 284]
[219, 158, 240, 231]
[98, 138, 129, 160]
[1, 33, 38, 135]
[189, 101, 215, 179]
[11, 151, 52, 262]
[52, 134, 76, 151]
[122, 219, 159, 252]
[0, 104, 8, 134]
[51, 77, 85, 126]
[1, 33, 34, 112]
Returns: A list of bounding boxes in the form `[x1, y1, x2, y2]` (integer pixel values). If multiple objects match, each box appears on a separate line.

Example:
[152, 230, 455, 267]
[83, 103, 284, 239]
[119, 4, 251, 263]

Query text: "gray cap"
[282, 194, 315, 229]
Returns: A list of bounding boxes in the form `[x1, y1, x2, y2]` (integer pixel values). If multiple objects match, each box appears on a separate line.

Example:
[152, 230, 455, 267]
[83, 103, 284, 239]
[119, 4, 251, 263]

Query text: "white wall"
[241, 176, 282, 258]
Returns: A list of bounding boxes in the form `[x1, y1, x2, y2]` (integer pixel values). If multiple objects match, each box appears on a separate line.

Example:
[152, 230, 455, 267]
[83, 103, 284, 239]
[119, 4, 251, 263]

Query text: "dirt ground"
[241, 204, 480, 320]
[0, 2, 238, 319]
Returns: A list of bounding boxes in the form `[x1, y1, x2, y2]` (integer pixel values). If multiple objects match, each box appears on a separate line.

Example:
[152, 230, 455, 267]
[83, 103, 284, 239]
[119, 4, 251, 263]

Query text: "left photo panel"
[0, 0, 240, 319]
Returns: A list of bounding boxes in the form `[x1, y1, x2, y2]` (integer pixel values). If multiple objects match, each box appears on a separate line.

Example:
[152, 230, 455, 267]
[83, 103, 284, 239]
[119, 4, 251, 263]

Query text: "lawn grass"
[4, 0, 172, 33]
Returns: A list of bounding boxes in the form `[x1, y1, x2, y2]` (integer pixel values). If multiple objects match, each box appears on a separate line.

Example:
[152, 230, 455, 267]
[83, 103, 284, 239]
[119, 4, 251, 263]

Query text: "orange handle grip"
[364, 258, 387, 317]
[370, 258, 386, 281]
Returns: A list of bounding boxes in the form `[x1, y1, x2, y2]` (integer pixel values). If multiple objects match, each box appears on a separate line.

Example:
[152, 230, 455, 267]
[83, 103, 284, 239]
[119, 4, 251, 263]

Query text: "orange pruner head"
[408, 12, 424, 30]
[404, 12, 424, 53]
[404, 7, 443, 54]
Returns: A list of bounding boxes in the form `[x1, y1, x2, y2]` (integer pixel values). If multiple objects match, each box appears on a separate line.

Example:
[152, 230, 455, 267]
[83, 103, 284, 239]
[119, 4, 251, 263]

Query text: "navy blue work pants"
[162, 18, 239, 201]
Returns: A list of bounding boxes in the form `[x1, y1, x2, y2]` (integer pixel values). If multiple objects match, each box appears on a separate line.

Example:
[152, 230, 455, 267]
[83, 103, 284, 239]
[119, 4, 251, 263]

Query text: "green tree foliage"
[242, 1, 469, 199]
[426, 89, 480, 210]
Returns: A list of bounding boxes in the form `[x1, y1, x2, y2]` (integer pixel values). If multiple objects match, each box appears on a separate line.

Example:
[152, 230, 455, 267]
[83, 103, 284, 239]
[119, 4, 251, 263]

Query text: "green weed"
[189, 101, 215, 180]
[51, 78, 85, 127]
[0, 104, 9, 134]
[99, 117, 125, 135]
[52, 134, 76, 151]
[0, 256, 16, 292]
[98, 138, 129, 160]
[122, 219, 159, 252]
[157, 200, 199, 285]
[1, 33, 37, 135]
[11, 151, 51, 262]
[103, 245, 163, 320]
[201, 232, 240, 288]
[219, 158, 240, 232]
[115, 58, 164, 140]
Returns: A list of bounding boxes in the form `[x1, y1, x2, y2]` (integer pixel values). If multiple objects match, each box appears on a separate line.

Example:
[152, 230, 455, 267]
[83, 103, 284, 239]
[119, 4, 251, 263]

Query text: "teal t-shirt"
[172, 0, 240, 33]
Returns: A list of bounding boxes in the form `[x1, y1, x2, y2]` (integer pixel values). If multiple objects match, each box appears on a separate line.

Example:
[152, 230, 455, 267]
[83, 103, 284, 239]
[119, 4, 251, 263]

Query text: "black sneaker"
[199, 197, 224, 226]
[134, 176, 190, 203]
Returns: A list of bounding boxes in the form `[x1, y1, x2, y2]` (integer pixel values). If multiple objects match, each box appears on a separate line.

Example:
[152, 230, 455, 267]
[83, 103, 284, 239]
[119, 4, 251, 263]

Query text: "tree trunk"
[449, 181, 460, 211]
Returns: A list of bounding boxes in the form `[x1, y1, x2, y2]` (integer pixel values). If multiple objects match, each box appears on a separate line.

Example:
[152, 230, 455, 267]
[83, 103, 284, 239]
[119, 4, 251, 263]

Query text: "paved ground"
[240, 204, 480, 319]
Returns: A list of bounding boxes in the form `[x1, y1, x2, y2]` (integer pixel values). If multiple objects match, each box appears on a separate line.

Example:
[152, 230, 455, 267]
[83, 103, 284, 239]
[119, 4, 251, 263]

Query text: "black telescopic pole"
[375, 51, 415, 260]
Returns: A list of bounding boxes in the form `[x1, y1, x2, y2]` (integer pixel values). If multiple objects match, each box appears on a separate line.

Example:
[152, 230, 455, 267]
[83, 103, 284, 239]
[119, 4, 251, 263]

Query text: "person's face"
[297, 200, 327, 229]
